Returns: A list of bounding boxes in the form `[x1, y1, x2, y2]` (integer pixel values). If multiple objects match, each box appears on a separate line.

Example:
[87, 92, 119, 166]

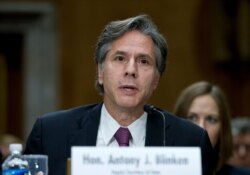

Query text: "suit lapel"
[145, 112, 174, 146]
[69, 104, 102, 146]
[68, 103, 175, 147]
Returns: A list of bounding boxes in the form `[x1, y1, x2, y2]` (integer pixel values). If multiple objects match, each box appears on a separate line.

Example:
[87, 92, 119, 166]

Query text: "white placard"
[71, 147, 201, 175]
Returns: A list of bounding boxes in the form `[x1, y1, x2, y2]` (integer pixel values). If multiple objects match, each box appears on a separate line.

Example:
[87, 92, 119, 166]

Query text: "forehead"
[189, 95, 219, 113]
[109, 30, 155, 54]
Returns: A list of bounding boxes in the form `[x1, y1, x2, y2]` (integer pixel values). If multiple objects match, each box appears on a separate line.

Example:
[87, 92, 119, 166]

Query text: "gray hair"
[231, 117, 250, 135]
[94, 14, 168, 95]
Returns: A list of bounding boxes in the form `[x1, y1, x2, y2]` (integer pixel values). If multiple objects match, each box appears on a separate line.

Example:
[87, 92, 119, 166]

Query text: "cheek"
[152, 76, 159, 90]
[98, 67, 104, 84]
[142, 78, 157, 93]
[99, 67, 116, 83]
[144, 73, 159, 90]
[207, 126, 220, 147]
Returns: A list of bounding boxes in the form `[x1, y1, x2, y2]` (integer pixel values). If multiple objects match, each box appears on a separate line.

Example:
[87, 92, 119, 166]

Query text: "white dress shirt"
[96, 104, 147, 147]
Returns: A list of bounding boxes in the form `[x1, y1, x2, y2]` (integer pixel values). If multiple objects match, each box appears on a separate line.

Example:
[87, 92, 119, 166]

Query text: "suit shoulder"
[160, 109, 208, 143]
[217, 164, 250, 175]
[30, 103, 102, 132]
[39, 103, 101, 121]
[164, 110, 204, 131]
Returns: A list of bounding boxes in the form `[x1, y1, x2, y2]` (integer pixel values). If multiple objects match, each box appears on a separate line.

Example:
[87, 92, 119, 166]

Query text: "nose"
[125, 58, 137, 78]
[197, 119, 205, 129]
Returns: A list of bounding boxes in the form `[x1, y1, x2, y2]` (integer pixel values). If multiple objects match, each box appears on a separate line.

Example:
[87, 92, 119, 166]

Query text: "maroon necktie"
[114, 127, 131, 146]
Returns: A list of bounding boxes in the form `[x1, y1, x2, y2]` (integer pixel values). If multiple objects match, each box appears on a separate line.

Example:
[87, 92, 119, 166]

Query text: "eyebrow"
[188, 112, 219, 117]
[112, 50, 153, 60]
[114, 50, 128, 57]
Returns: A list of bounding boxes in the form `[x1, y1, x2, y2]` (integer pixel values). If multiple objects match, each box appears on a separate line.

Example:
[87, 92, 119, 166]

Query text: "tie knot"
[114, 127, 131, 146]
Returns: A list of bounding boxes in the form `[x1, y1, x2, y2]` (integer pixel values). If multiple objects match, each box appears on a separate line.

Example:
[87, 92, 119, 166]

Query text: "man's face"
[229, 132, 250, 168]
[98, 30, 160, 111]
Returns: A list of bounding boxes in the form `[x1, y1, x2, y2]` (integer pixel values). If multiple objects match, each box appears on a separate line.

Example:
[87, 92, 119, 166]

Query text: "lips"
[119, 84, 138, 93]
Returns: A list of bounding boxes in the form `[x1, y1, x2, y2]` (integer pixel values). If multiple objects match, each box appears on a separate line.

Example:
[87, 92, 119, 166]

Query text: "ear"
[98, 65, 104, 85]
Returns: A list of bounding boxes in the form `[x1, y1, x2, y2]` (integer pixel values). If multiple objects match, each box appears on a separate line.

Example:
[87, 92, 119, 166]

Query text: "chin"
[117, 101, 139, 108]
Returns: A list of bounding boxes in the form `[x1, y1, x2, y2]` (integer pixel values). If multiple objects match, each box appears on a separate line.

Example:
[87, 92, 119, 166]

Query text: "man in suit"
[24, 15, 215, 175]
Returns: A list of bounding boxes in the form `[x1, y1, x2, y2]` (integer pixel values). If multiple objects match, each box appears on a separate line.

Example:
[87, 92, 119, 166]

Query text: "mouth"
[119, 85, 138, 92]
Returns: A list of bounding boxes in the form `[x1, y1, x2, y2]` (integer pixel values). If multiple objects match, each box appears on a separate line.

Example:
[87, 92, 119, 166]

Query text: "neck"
[104, 102, 144, 126]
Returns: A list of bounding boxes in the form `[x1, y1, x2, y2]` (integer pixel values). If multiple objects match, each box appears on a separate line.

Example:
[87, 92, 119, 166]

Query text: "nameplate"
[71, 147, 201, 175]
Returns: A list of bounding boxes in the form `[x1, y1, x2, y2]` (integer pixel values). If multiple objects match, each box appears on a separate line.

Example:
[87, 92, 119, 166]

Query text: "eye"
[138, 57, 150, 65]
[205, 115, 219, 124]
[186, 114, 198, 122]
[115, 55, 125, 62]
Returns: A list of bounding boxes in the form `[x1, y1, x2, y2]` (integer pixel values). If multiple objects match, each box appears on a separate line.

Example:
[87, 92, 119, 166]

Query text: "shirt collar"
[128, 112, 147, 146]
[100, 104, 120, 146]
[99, 104, 147, 146]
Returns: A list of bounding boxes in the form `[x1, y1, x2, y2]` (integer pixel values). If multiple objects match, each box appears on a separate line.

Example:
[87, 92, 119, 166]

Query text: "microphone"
[144, 105, 166, 146]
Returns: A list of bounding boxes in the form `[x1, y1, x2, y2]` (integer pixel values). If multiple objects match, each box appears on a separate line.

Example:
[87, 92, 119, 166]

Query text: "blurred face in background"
[186, 95, 221, 147]
[229, 132, 250, 167]
[0, 143, 9, 158]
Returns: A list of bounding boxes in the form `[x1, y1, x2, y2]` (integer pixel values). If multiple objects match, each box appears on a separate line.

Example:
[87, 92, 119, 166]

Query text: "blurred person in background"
[0, 134, 23, 171]
[173, 81, 250, 175]
[228, 116, 250, 168]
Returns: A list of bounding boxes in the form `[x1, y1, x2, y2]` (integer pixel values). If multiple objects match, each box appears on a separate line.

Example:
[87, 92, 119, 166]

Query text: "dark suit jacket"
[24, 103, 214, 175]
[216, 164, 250, 175]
